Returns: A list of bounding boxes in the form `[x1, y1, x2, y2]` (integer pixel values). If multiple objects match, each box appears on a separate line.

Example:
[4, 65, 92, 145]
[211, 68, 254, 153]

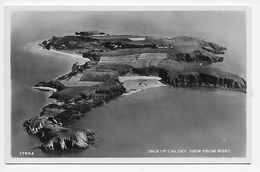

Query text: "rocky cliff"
[25, 79, 125, 151]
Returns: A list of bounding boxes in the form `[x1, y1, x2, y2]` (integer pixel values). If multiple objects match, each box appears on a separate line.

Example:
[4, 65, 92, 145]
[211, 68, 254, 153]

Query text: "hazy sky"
[11, 11, 246, 76]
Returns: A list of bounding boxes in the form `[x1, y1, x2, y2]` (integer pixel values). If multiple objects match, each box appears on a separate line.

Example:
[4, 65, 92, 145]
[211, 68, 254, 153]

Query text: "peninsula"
[24, 31, 246, 152]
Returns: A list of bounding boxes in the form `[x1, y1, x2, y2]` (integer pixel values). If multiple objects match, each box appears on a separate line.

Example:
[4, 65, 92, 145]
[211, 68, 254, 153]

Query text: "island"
[23, 31, 246, 152]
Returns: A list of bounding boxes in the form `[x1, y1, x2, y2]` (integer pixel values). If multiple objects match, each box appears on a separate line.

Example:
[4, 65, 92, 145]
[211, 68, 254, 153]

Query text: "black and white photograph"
[5, 6, 250, 163]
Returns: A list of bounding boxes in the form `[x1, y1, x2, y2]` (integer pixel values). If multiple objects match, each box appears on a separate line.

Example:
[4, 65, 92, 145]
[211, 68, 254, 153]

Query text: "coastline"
[29, 41, 168, 96]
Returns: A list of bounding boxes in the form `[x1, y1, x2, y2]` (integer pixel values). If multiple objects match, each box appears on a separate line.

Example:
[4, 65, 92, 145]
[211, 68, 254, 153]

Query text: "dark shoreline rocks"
[132, 66, 246, 93]
[164, 69, 246, 93]
[24, 79, 126, 151]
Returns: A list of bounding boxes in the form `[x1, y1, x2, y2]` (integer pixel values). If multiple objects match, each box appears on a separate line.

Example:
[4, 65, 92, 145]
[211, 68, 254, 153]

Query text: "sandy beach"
[119, 75, 167, 95]
[24, 40, 90, 64]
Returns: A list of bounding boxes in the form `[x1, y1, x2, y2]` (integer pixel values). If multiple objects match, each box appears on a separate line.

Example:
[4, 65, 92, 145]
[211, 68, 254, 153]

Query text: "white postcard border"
[4, 5, 252, 164]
